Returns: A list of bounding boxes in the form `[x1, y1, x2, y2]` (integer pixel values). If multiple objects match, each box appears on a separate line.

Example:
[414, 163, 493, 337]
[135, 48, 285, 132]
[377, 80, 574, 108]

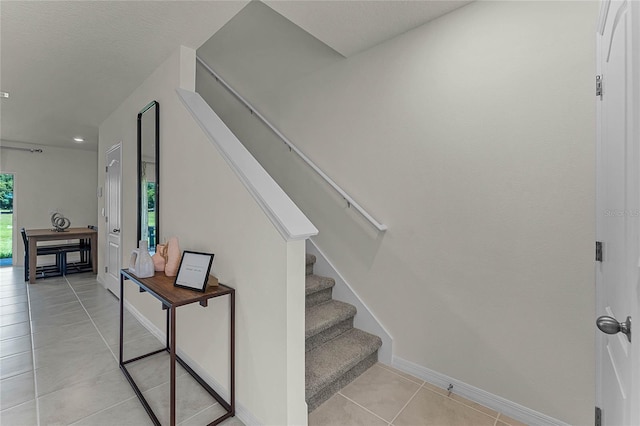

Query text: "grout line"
[388, 381, 424, 425]
[336, 392, 391, 424]
[66, 396, 139, 425]
[25, 280, 41, 426]
[375, 363, 424, 386]
[63, 276, 118, 362]
[179, 402, 220, 425]
[418, 384, 500, 422]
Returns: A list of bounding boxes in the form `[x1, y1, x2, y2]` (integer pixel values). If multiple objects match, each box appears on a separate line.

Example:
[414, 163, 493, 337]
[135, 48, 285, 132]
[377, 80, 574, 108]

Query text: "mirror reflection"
[137, 101, 159, 253]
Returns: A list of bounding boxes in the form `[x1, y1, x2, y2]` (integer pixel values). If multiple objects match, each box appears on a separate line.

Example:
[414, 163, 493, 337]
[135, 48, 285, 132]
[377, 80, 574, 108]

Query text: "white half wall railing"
[196, 56, 388, 232]
[177, 88, 318, 242]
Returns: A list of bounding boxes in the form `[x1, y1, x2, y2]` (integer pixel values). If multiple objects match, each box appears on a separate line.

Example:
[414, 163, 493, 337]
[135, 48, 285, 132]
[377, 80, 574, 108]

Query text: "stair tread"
[305, 274, 334, 296]
[305, 328, 382, 395]
[306, 300, 356, 338]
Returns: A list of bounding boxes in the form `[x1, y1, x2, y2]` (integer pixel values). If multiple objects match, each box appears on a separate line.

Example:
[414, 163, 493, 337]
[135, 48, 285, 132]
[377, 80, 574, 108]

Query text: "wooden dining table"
[25, 227, 98, 284]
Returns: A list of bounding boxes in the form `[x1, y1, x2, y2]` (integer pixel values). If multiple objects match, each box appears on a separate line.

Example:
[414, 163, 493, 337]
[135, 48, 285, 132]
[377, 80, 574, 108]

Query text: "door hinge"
[596, 241, 603, 262]
[595, 406, 602, 426]
[596, 75, 603, 99]
[105, 266, 108, 273]
[105, 166, 109, 173]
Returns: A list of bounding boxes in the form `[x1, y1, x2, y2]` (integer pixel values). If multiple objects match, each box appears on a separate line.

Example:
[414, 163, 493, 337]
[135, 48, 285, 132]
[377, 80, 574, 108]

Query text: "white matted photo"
[174, 251, 215, 292]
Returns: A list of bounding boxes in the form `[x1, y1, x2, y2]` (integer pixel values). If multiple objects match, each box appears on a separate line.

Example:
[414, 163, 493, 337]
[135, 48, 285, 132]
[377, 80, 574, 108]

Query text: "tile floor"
[1, 267, 527, 426]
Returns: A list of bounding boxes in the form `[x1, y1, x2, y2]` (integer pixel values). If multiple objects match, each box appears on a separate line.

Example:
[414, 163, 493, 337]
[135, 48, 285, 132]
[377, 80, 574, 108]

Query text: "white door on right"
[595, 1, 639, 425]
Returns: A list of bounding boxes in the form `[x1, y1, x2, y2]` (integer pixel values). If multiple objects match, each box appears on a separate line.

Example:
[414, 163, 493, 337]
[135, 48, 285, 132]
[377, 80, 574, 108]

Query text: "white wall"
[0, 141, 98, 264]
[98, 46, 307, 425]
[197, 1, 598, 424]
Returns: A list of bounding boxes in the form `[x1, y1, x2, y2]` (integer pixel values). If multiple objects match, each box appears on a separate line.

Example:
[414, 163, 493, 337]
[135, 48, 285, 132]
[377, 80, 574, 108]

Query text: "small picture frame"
[174, 251, 215, 292]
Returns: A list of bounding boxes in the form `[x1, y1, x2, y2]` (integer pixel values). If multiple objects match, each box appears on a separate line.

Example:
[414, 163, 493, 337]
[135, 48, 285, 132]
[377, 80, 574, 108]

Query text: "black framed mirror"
[137, 100, 159, 252]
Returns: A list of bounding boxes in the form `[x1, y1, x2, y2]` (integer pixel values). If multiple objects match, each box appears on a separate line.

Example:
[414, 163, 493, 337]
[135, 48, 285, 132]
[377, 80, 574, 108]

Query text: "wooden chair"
[20, 228, 63, 281]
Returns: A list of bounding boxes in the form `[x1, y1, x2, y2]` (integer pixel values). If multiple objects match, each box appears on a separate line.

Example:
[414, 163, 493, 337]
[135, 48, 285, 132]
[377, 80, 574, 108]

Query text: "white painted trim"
[598, 0, 611, 35]
[176, 88, 318, 242]
[124, 300, 263, 426]
[305, 238, 393, 364]
[392, 356, 570, 426]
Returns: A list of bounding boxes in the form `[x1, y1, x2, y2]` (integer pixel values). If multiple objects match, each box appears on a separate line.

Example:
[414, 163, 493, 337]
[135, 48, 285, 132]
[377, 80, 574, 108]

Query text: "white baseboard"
[124, 301, 263, 426]
[305, 238, 393, 364]
[392, 356, 570, 426]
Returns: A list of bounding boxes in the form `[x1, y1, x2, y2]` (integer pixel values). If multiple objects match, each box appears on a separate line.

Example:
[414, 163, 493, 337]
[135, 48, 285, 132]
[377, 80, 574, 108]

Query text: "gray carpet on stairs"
[304, 253, 382, 412]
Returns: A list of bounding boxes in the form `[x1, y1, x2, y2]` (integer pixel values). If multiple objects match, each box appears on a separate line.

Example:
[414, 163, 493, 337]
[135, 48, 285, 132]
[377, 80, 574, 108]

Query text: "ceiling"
[0, 0, 472, 152]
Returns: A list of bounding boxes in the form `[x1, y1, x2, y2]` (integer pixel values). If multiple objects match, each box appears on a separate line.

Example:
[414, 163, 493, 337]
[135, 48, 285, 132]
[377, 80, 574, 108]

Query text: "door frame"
[0, 171, 16, 265]
[104, 142, 122, 294]
[595, 0, 640, 424]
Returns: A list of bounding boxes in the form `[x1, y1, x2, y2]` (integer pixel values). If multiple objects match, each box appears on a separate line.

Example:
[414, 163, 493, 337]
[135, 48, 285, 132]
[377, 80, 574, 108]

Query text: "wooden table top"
[121, 269, 233, 307]
[25, 227, 97, 238]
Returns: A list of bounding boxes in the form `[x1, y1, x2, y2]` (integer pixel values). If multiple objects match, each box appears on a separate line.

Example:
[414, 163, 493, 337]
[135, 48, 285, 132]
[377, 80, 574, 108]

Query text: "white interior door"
[595, 1, 639, 424]
[105, 144, 122, 296]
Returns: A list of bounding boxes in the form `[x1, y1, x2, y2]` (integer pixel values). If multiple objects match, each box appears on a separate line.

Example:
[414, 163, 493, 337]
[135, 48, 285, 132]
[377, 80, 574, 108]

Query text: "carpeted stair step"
[305, 328, 382, 412]
[306, 254, 316, 276]
[306, 300, 357, 352]
[305, 274, 334, 308]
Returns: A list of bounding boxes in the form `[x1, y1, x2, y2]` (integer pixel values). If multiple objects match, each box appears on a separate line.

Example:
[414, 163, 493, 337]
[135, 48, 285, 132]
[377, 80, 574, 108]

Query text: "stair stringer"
[305, 238, 393, 364]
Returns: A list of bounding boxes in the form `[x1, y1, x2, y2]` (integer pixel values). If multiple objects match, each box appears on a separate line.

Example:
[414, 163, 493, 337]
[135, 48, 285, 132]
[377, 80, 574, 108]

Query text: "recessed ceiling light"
[73, 137, 85, 143]
[0, 91, 9, 98]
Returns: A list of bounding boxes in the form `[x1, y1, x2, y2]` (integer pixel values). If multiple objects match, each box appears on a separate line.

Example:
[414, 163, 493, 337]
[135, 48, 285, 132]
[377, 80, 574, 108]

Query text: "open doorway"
[0, 173, 14, 266]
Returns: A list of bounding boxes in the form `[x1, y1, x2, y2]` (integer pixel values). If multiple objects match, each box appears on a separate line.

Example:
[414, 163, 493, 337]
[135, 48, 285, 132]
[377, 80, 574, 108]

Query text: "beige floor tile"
[31, 320, 97, 349]
[29, 300, 83, 320]
[341, 364, 421, 422]
[497, 413, 528, 426]
[28, 286, 75, 302]
[96, 317, 155, 347]
[179, 403, 228, 426]
[450, 393, 499, 417]
[29, 293, 78, 311]
[34, 332, 107, 369]
[38, 369, 135, 425]
[393, 388, 496, 426]
[0, 351, 33, 380]
[0, 301, 28, 315]
[71, 396, 154, 426]
[309, 393, 387, 426]
[0, 286, 26, 298]
[0, 295, 27, 307]
[0, 371, 35, 410]
[0, 310, 30, 327]
[35, 347, 118, 396]
[0, 399, 38, 425]
[0, 335, 32, 358]
[30, 307, 89, 332]
[0, 321, 30, 341]
[142, 373, 220, 425]
[421, 381, 448, 396]
[125, 352, 188, 392]
[113, 332, 165, 361]
[377, 363, 425, 385]
[218, 418, 246, 426]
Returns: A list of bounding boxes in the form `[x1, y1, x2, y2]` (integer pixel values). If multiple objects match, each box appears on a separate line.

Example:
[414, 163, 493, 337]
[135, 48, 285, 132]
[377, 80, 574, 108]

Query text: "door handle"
[112, 228, 120, 233]
[597, 315, 631, 342]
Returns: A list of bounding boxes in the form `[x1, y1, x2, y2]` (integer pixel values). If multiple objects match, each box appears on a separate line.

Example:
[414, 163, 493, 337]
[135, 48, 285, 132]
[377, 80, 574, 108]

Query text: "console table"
[120, 269, 235, 426]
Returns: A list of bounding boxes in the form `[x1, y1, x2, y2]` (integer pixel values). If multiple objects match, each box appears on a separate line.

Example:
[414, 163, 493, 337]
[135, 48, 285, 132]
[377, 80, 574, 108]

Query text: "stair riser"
[306, 318, 354, 353]
[306, 288, 332, 308]
[307, 352, 378, 412]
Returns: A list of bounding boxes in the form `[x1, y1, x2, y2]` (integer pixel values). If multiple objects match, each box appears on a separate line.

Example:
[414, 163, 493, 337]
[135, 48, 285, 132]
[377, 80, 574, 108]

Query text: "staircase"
[305, 254, 382, 412]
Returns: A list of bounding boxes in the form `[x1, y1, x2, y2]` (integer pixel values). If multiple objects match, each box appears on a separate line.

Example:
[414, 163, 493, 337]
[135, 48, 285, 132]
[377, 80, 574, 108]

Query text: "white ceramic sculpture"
[129, 240, 155, 278]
